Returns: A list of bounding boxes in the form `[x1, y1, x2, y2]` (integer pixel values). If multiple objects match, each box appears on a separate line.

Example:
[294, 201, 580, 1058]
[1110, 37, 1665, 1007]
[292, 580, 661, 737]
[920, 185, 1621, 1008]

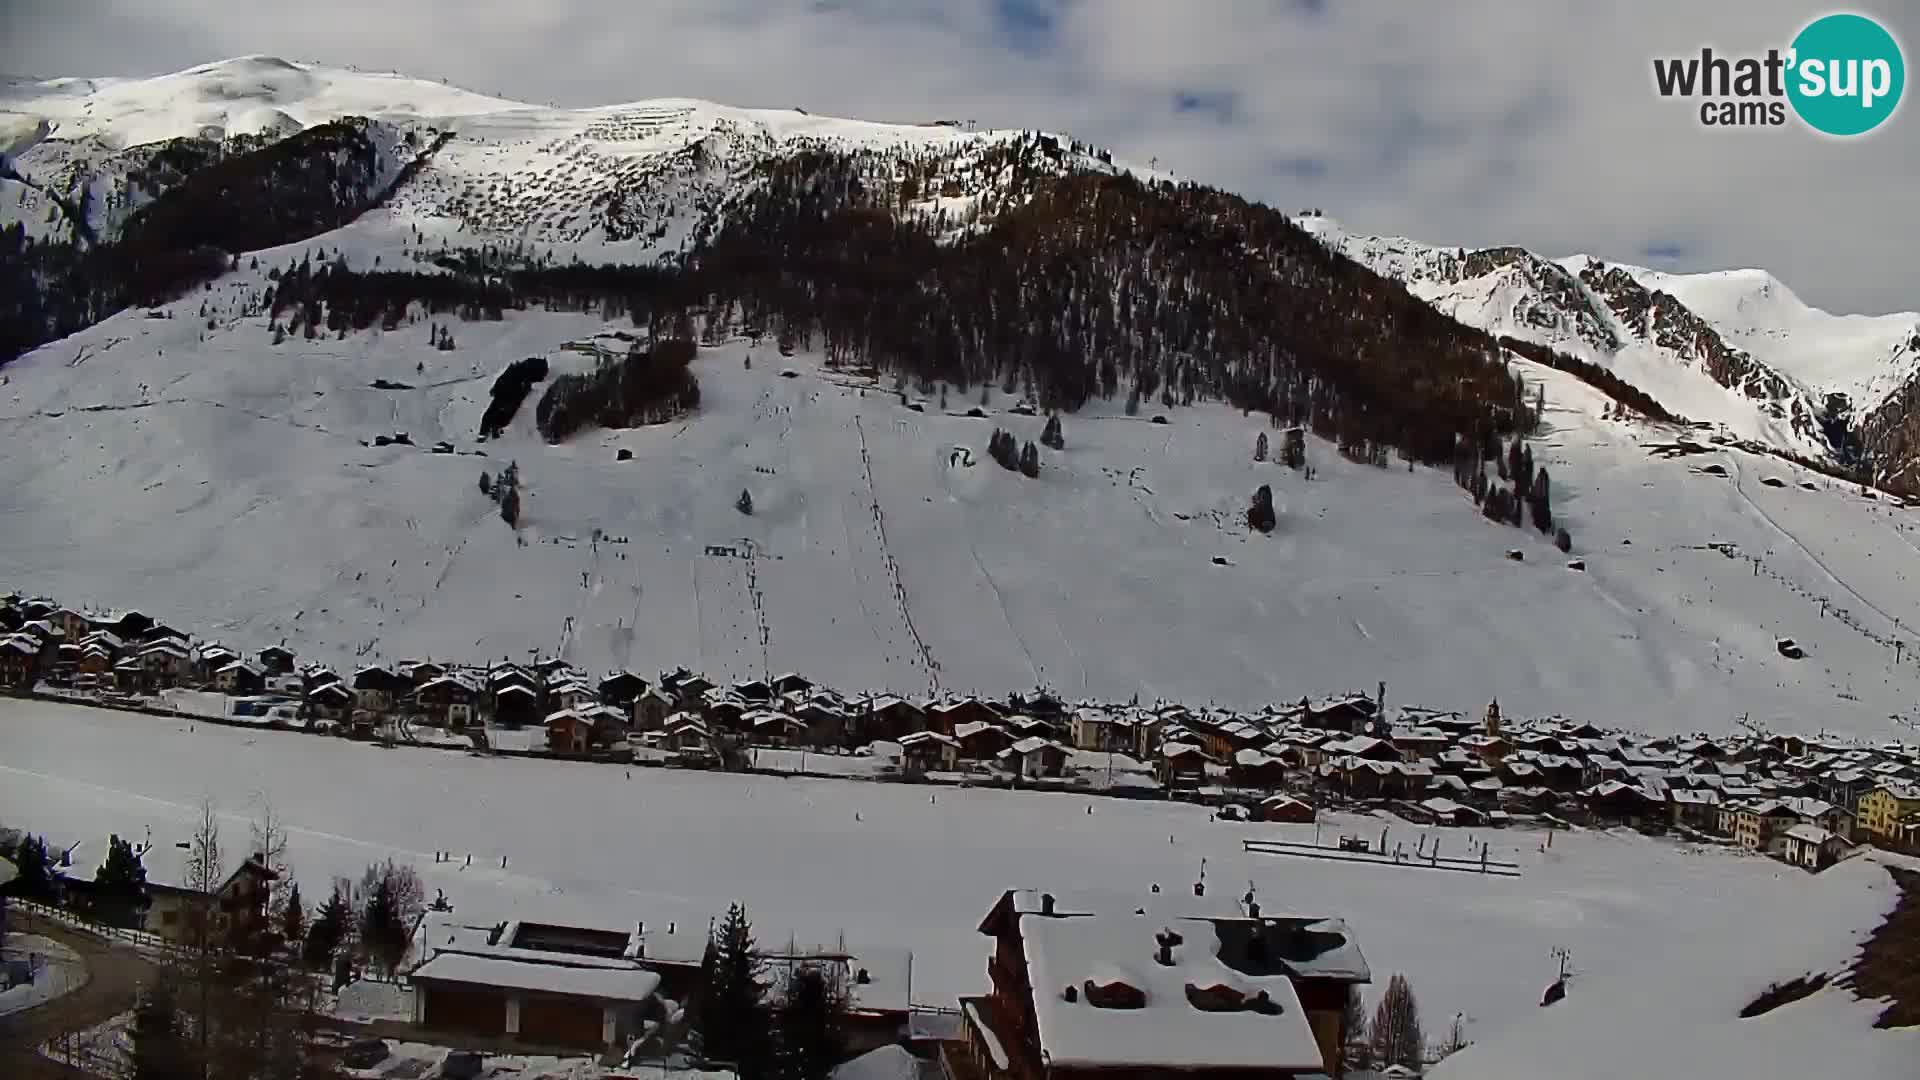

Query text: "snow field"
[0, 698, 1914, 1074]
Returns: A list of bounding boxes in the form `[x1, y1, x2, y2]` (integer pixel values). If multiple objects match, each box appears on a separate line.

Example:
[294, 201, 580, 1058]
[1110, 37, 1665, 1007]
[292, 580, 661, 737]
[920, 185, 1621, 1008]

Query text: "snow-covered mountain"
[5, 58, 1920, 742]
[1, 56, 1130, 261]
[1298, 215, 1920, 489]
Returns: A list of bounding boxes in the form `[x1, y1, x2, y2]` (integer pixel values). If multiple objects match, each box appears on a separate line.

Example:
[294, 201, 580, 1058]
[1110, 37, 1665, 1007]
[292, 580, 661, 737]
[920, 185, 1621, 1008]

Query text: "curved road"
[0, 914, 157, 1079]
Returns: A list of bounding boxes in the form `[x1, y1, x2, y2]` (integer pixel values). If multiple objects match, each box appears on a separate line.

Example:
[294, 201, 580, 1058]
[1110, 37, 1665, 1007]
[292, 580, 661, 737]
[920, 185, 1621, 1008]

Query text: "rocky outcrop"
[1859, 332, 1920, 496]
[1577, 264, 1795, 403]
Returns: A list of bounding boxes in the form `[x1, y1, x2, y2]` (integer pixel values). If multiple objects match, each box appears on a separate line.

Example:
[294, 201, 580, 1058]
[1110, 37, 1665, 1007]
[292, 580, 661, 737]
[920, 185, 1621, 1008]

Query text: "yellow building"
[1858, 782, 1920, 839]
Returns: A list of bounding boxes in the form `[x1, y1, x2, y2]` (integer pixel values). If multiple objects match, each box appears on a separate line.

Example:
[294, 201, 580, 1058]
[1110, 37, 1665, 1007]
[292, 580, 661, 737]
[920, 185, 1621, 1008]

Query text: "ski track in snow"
[1727, 456, 1908, 640]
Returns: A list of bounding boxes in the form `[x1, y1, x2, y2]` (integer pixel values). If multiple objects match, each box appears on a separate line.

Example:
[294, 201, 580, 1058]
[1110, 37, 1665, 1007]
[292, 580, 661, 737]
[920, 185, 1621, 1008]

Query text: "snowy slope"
[3, 57, 1920, 739]
[1, 700, 1915, 1074]
[6, 253, 1920, 740]
[1299, 216, 1920, 470]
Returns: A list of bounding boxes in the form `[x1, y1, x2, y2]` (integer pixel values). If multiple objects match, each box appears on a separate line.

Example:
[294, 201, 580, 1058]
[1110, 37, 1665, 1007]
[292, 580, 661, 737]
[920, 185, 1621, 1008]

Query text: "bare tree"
[185, 798, 224, 1077]
[249, 795, 290, 928]
[1369, 972, 1425, 1070]
[185, 798, 224, 953]
[1434, 1011, 1471, 1060]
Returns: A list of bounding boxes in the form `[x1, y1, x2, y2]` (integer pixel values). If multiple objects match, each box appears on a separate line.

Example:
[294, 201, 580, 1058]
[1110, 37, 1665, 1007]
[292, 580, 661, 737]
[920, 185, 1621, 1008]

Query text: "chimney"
[1041, 893, 1056, 916]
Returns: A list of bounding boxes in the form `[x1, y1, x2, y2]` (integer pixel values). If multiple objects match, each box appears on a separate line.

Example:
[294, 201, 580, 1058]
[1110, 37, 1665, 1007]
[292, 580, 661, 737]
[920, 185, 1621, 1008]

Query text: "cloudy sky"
[6, 0, 1915, 314]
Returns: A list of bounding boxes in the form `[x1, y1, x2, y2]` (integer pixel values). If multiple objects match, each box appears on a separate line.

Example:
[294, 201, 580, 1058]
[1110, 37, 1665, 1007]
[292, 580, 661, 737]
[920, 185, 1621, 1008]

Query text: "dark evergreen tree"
[1483, 487, 1511, 523]
[1247, 484, 1277, 533]
[1530, 467, 1552, 532]
[1019, 440, 1040, 478]
[281, 881, 306, 954]
[130, 978, 191, 1080]
[500, 486, 520, 528]
[1555, 527, 1573, 554]
[478, 472, 491, 496]
[1041, 413, 1064, 450]
[1254, 431, 1268, 463]
[699, 903, 772, 1077]
[737, 489, 755, 515]
[303, 886, 349, 969]
[7, 834, 53, 901]
[775, 964, 847, 1080]
[358, 875, 406, 976]
[91, 833, 149, 928]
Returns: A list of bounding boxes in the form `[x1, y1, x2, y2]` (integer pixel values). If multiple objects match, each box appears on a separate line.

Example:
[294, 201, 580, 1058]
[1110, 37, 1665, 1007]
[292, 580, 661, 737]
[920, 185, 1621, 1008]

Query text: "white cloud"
[4, 0, 1915, 313]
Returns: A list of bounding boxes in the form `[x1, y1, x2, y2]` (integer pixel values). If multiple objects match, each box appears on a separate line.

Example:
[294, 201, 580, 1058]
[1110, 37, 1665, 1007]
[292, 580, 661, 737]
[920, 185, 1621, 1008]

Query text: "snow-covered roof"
[1780, 823, 1837, 846]
[898, 731, 959, 748]
[1020, 913, 1326, 1071]
[1010, 735, 1061, 756]
[411, 950, 661, 1003]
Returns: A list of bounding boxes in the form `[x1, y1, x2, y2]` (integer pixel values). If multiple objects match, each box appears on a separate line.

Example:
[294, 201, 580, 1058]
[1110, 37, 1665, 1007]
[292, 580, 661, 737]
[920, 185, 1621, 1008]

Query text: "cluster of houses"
[8, 593, 1920, 872]
[391, 883, 1379, 1079]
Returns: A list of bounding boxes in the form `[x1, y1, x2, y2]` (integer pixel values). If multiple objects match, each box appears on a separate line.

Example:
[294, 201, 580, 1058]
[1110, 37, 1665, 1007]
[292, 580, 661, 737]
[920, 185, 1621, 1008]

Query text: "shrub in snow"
[1041, 414, 1064, 450]
[1247, 485, 1277, 533]
[737, 489, 754, 515]
[1020, 440, 1041, 478]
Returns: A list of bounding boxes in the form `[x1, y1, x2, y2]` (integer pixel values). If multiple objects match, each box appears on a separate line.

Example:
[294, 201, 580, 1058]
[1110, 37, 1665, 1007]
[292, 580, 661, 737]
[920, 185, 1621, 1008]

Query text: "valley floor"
[1, 697, 1915, 1077]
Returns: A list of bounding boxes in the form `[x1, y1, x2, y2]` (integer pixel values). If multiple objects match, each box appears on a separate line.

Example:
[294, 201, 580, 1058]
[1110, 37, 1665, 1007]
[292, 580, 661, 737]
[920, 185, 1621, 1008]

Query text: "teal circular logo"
[1787, 13, 1905, 136]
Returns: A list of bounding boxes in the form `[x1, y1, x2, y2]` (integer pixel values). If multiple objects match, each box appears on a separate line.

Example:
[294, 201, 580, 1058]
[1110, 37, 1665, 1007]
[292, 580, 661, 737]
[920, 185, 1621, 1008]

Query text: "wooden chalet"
[0, 634, 41, 688]
[598, 670, 648, 709]
[1157, 743, 1211, 790]
[958, 889, 1369, 1079]
[305, 682, 352, 723]
[416, 674, 483, 729]
[929, 697, 1005, 736]
[493, 683, 541, 728]
[955, 721, 1012, 761]
[899, 731, 961, 774]
[632, 685, 675, 731]
[213, 661, 265, 694]
[861, 695, 928, 742]
[1228, 749, 1290, 790]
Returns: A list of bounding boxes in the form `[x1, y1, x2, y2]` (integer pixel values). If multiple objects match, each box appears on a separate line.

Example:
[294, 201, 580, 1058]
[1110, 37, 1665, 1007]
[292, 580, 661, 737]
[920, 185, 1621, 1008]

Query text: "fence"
[11, 896, 194, 957]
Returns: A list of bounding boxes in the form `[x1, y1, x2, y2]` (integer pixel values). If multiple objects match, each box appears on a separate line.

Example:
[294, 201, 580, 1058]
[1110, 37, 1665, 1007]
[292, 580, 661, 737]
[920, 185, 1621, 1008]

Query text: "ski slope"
[0, 699, 1913, 1075]
[4, 255, 1920, 739]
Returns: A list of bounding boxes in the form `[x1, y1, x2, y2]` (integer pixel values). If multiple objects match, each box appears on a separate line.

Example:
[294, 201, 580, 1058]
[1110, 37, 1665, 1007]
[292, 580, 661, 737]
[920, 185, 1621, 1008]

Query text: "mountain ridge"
[1297, 215, 1920, 490]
